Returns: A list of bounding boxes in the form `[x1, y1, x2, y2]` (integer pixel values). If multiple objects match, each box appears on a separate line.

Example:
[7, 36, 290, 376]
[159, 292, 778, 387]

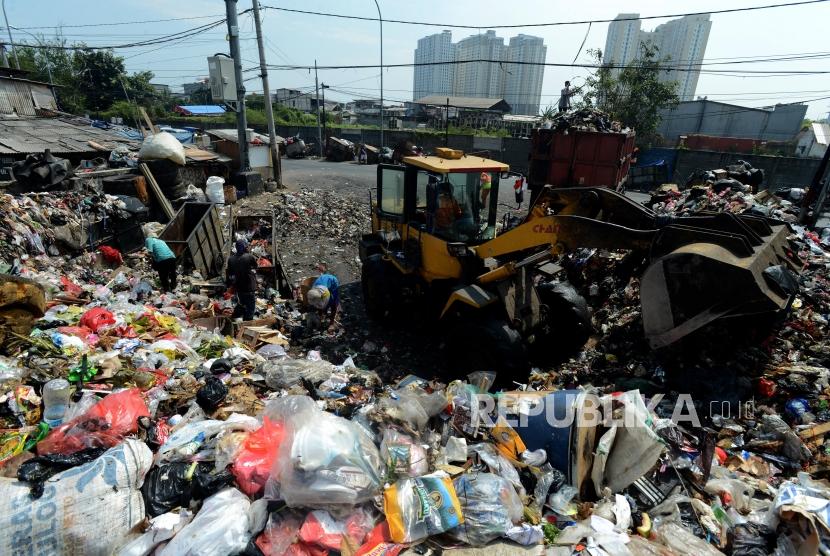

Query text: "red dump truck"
[527, 127, 636, 200]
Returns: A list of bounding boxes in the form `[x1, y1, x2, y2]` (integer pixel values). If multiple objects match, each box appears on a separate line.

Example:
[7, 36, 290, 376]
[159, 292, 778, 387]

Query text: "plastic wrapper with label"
[383, 472, 464, 543]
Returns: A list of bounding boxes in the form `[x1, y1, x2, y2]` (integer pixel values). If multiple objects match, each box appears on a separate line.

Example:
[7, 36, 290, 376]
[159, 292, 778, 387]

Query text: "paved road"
[282, 156, 650, 207]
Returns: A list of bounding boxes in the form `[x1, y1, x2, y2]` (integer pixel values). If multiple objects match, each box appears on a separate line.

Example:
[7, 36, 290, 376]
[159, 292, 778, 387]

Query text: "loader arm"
[470, 185, 802, 349]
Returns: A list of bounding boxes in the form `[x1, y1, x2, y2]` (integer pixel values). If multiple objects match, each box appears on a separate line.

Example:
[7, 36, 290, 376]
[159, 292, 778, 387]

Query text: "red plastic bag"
[37, 388, 149, 455]
[356, 522, 403, 556]
[79, 307, 116, 333]
[98, 245, 124, 265]
[232, 417, 284, 496]
[60, 276, 83, 296]
[299, 509, 374, 551]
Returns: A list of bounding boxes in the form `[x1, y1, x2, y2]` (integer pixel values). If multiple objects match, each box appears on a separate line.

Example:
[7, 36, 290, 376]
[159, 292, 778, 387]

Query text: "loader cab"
[375, 150, 508, 245]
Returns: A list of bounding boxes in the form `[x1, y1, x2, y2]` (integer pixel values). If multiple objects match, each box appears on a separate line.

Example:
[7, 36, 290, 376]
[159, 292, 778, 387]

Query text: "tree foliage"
[15, 37, 169, 118]
[579, 42, 680, 144]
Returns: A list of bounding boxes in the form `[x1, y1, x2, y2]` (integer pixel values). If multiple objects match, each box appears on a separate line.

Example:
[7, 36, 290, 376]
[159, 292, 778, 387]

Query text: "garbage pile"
[548, 107, 627, 134]
[237, 188, 369, 282]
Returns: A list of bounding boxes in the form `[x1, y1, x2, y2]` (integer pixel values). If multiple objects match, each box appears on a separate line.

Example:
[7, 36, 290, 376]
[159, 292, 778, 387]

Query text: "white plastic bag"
[117, 509, 193, 556]
[158, 488, 251, 556]
[139, 131, 186, 166]
[450, 473, 523, 546]
[205, 176, 225, 204]
[274, 397, 383, 507]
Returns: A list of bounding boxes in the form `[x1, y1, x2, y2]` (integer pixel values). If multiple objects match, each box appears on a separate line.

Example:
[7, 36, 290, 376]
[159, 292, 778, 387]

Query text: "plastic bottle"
[42, 379, 71, 427]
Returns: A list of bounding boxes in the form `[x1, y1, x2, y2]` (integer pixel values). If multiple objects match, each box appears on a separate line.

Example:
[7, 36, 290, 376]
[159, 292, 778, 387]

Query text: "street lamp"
[372, 0, 383, 148]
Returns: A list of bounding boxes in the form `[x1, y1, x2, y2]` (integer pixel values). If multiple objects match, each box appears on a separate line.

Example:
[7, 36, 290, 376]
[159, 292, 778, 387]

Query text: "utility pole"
[445, 97, 449, 146]
[321, 83, 329, 148]
[251, 0, 281, 185]
[1, 0, 19, 70]
[315, 60, 323, 157]
[225, 0, 250, 171]
[373, 0, 383, 148]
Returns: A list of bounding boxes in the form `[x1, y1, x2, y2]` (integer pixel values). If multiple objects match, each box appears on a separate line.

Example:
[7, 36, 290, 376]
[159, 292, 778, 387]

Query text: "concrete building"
[413, 31, 455, 101]
[657, 99, 807, 143]
[603, 14, 711, 100]
[796, 122, 830, 158]
[182, 80, 209, 96]
[274, 88, 314, 112]
[603, 13, 641, 71]
[503, 35, 547, 115]
[453, 31, 506, 99]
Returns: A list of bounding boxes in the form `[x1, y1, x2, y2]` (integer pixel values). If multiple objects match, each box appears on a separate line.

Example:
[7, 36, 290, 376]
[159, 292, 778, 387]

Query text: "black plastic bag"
[732, 522, 777, 556]
[18, 447, 108, 498]
[196, 376, 228, 412]
[141, 462, 235, 517]
[210, 358, 232, 374]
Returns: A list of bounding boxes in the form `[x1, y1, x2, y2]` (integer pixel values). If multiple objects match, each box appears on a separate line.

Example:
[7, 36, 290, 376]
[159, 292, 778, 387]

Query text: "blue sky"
[4, 0, 830, 118]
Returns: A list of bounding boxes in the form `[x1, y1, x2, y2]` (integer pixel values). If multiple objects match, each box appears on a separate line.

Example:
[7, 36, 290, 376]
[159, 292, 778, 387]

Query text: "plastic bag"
[298, 508, 374, 550]
[732, 522, 776, 556]
[355, 521, 403, 556]
[139, 131, 186, 166]
[117, 509, 193, 556]
[18, 446, 107, 498]
[450, 473, 522, 546]
[653, 522, 725, 556]
[380, 389, 447, 431]
[184, 183, 207, 202]
[233, 417, 285, 496]
[256, 510, 305, 556]
[274, 398, 383, 507]
[141, 462, 235, 517]
[379, 427, 429, 478]
[158, 488, 251, 556]
[264, 358, 337, 389]
[158, 414, 260, 463]
[196, 376, 228, 412]
[206, 176, 225, 204]
[37, 388, 149, 455]
[383, 473, 464, 543]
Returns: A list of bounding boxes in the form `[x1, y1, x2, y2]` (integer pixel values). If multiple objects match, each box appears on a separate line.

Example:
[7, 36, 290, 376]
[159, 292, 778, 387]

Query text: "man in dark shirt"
[226, 239, 258, 320]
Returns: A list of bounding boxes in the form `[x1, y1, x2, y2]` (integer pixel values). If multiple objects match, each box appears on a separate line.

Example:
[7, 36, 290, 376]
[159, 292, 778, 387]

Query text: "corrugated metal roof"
[813, 122, 830, 146]
[205, 128, 283, 145]
[415, 95, 511, 111]
[0, 79, 57, 116]
[0, 117, 136, 155]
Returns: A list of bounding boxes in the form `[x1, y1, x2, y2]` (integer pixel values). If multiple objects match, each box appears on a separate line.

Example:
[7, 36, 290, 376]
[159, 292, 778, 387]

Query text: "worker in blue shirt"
[306, 272, 340, 324]
[145, 237, 177, 292]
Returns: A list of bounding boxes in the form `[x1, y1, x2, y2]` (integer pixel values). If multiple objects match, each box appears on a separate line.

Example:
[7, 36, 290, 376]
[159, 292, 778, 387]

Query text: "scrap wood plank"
[140, 107, 159, 134]
[799, 421, 830, 440]
[139, 163, 175, 221]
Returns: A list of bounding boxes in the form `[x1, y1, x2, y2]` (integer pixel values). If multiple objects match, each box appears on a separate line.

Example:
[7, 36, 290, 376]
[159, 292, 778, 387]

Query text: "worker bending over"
[227, 239, 258, 321]
[306, 272, 341, 325]
[145, 237, 177, 292]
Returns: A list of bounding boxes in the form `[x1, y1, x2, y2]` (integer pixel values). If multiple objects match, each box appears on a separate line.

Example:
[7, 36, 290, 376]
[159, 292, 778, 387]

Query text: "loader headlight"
[447, 242, 469, 257]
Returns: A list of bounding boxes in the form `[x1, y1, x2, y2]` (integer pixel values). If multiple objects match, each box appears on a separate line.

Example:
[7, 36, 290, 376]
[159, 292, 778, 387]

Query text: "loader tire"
[446, 318, 529, 386]
[361, 254, 389, 320]
[532, 281, 591, 361]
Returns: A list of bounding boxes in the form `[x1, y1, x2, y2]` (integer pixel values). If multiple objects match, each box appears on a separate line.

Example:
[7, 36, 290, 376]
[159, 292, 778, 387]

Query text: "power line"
[13, 13, 227, 30]
[262, 58, 830, 75]
[261, 0, 830, 30]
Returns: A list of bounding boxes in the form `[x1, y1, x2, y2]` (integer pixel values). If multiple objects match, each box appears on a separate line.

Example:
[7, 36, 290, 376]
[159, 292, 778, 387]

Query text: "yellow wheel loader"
[359, 149, 801, 380]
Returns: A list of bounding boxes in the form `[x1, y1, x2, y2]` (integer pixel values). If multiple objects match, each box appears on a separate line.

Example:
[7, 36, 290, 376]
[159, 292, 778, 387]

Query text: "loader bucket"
[640, 213, 801, 349]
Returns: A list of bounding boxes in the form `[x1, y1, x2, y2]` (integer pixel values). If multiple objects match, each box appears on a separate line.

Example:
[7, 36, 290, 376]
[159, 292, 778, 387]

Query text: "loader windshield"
[427, 171, 498, 242]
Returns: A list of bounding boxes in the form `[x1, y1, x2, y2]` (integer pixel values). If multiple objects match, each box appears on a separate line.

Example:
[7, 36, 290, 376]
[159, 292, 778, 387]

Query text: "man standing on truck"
[227, 239, 258, 321]
[558, 80, 576, 113]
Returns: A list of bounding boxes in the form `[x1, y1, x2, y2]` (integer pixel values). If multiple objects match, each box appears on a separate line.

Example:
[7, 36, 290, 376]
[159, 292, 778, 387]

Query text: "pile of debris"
[548, 107, 627, 134]
[0, 159, 828, 555]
